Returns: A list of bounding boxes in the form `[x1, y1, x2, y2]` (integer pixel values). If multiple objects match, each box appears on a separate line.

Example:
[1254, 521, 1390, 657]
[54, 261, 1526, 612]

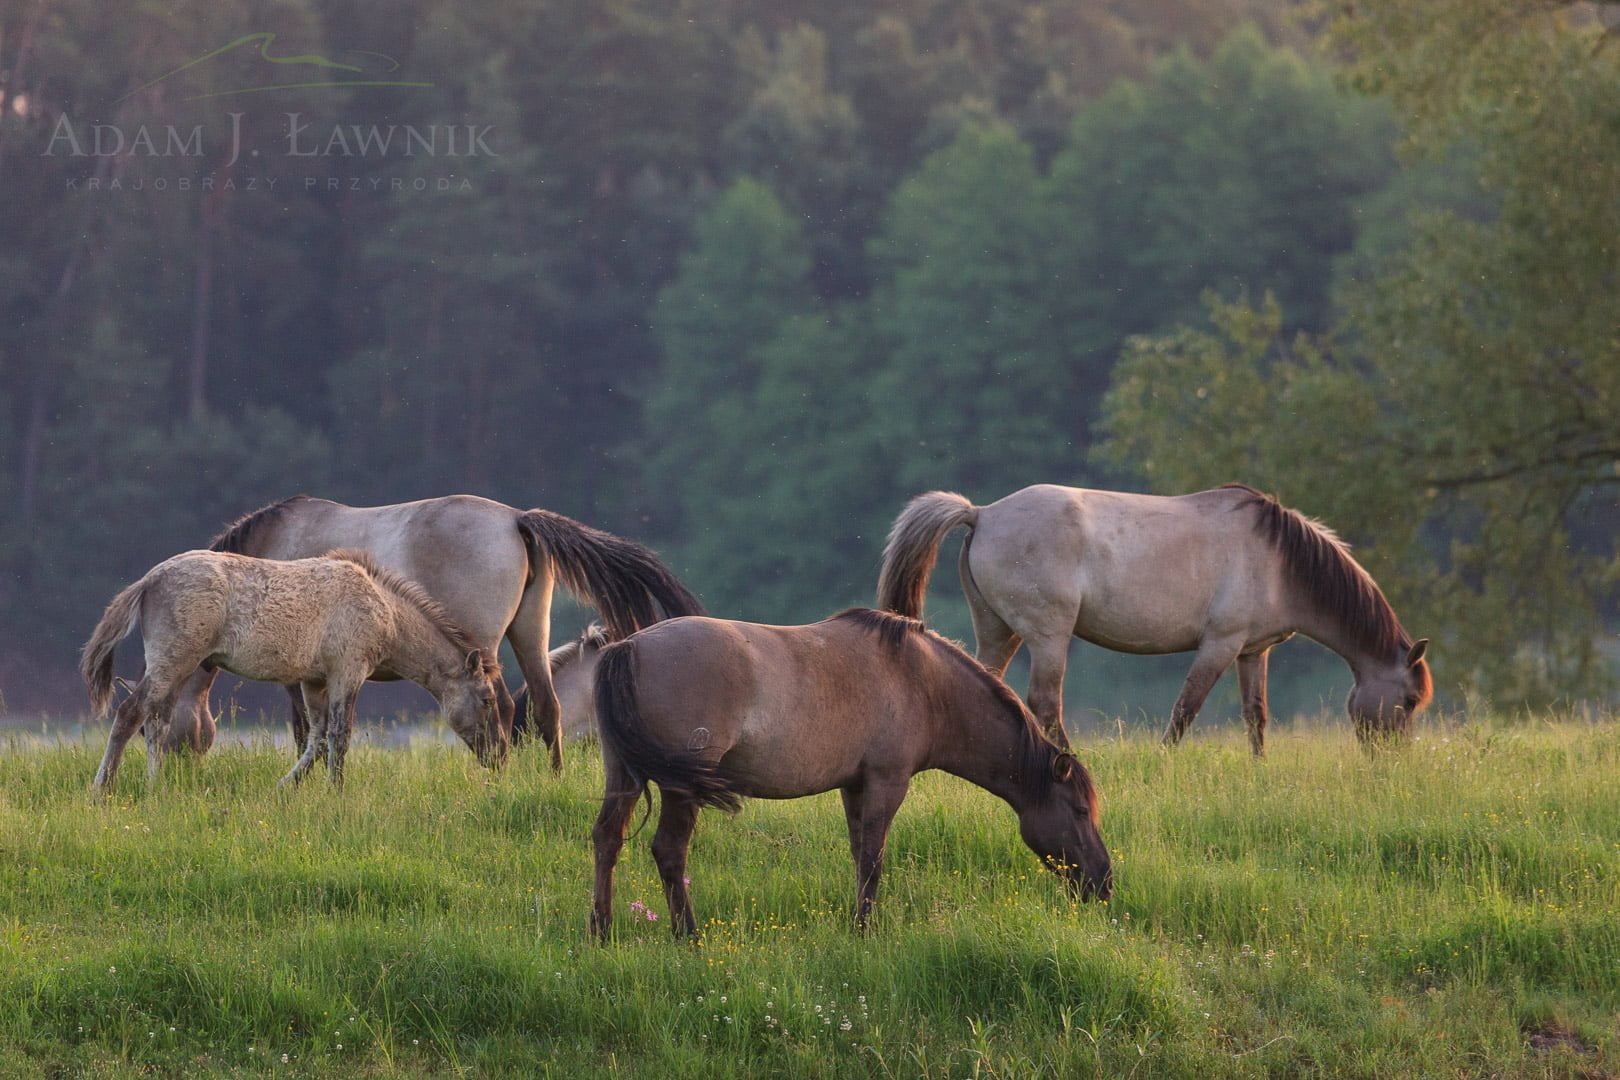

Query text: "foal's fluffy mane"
[324, 548, 499, 677]
[829, 608, 1099, 815]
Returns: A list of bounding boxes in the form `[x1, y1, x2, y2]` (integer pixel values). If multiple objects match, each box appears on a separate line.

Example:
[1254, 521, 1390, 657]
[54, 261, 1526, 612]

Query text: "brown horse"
[170, 494, 702, 770]
[589, 608, 1112, 941]
[81, 550, 502, 792]
[879, 484, 1431, 755]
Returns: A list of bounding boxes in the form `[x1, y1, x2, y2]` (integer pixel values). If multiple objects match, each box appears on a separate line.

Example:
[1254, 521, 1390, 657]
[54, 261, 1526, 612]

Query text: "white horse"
[879, 483, 1431, 754]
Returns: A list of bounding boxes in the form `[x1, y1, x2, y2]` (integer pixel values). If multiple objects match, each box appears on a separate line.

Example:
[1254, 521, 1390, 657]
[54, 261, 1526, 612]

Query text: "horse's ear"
[1406, 639, 1429, 668]
[465, 649, 485, 677]
[1052, 753, 1075, 782]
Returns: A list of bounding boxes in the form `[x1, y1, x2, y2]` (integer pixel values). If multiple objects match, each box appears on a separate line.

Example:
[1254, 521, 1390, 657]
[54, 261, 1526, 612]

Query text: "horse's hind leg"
[506, 575, 562, 771]
[960, 539, 1022, 676]
[651, 793, 702, 939]
[590, 755, 642, 941]
[279, 684, 328, 787]
[284, 684, 310, 761]
[93, 689, 148, 793]
[141, 688, 181, 780]
[1022, 632, 1075, 748]
[1237, 650, 1271, 758]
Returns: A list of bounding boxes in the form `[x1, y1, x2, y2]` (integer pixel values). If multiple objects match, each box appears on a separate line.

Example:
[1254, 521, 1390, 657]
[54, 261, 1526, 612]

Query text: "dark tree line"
[1, 0, 1608, 716]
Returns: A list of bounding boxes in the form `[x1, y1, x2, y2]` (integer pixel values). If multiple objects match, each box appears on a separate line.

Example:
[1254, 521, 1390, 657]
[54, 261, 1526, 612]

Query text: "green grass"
[1, 716, 1616, 1077]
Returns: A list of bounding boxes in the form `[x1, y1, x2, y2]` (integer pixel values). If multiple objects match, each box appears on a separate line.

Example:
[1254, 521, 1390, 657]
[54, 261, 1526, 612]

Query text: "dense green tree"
[868, 123, 1079, 495]
[1042, 28, 1398, 430]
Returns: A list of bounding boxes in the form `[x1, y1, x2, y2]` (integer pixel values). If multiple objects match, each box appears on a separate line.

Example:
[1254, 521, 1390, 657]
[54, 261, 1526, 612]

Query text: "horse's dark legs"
[841, 776, 911, 931]
[325, 692, 359, 787]
[93, 689, 149, 793]
[651, 793, 702, 938]
[1237, 650, 1271, 757]
[1023, 633, 1074, 749]
[590, 758, 642, 941]
[1161, 640, 1243, 747]
[284, 684, 310, 760]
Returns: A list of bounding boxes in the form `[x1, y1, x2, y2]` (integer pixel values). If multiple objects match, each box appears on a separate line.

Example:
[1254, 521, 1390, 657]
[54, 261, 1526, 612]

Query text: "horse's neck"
[380, 600, 459, 691]
[1288, 598, 1385, 676]
[930, 691, 1040, 812]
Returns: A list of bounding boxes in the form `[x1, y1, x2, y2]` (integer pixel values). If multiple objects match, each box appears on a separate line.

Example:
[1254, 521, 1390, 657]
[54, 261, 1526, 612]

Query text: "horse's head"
[442, 649, 509, 768]
[1018, 751, 1113, 902]
[550, 624, 608, 740]
[1348, 638, 1431, 742]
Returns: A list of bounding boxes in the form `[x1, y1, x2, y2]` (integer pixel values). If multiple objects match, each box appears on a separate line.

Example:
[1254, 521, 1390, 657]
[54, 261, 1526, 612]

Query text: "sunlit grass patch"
[0, 717, 1615, 1076]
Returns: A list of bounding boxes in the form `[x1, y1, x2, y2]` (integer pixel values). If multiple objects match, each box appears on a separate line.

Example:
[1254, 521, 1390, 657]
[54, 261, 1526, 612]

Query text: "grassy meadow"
[0, 715, 1616, 1078]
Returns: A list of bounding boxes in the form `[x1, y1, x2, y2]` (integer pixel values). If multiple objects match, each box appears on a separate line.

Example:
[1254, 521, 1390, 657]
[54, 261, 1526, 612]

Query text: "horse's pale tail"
[516, 510, 704, 641]
[80, 578, 145, 719]
[877, 491, 980, 619]
[593, 641, 743, 813]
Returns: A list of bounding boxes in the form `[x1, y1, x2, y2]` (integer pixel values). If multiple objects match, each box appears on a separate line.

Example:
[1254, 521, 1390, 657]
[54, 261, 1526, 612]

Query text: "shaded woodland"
[0, 0, 1614, 715]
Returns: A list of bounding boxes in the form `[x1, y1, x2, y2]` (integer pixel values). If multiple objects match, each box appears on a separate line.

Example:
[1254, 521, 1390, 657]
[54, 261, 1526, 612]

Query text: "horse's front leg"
[279, 683, 327, 787]
[651, 793, 702, 939]
[1161, 637, 1244, 748]
[1237, 649, 1272, 758]
[590, 755, 643, 942]
[325, 690, 359, 787]
[843, 775, 911, 932]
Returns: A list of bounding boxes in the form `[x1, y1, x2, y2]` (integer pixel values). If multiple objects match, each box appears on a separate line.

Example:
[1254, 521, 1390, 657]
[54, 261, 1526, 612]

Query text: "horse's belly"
[1073, 598, 1205, 655]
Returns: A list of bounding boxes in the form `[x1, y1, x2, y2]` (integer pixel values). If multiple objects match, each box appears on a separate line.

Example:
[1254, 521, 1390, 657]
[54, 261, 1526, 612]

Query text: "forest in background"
[0, 0, 1615, 719]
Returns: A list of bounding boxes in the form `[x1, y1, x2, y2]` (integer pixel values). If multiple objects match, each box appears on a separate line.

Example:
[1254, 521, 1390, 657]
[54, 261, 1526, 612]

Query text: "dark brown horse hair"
[323, 548, 500, 679]
[515, 509, 705, 642]
[829, 608, 1099, 816]
[208, 494, 316, 555]
[593, 640, 744, 813]
[1223, 484, 1414, 662]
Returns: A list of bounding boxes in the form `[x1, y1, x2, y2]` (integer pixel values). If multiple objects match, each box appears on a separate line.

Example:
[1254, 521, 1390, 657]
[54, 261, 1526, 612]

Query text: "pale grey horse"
[167, 495, 701, 770]
[878, 483, 1431, 755]
[82, 549, 503, 791]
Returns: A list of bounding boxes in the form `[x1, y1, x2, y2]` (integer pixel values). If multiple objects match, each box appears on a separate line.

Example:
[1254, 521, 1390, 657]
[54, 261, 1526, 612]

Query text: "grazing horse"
[512, 624, 608, 744]
[81, 550, 502, 792]
[589, 608, 1112, 941]
[879, 484, 1432, 755]
[170, 494, 702, 771]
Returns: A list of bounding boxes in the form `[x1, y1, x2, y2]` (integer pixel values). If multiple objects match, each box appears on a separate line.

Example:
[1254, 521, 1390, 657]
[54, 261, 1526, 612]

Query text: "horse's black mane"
[209, 494, 314, 554]
[829, 608, 1099, 814]
[1223, 484, 1412, 661]
[325, 548, 500, 678]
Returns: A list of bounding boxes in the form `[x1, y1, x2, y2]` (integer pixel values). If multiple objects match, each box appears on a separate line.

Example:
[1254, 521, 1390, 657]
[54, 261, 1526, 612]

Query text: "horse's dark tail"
[593, 641, 743, 813]
[80, 577, 145, 719]
[878, 491, 980, 619]
[516, 510, 704, 642]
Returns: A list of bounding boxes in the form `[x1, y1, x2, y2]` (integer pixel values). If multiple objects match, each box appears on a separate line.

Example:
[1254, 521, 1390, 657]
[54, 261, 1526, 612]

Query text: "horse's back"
[619, 616, 909, 797]
[255, 495, 527, 645]
[968, 485, 1289, 653]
